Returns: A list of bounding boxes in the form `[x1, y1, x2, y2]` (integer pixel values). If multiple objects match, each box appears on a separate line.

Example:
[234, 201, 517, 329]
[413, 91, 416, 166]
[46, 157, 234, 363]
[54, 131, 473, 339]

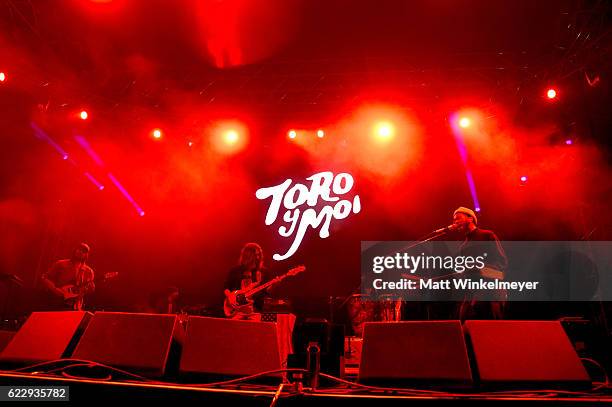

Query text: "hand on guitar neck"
[223, 265, 305, 318]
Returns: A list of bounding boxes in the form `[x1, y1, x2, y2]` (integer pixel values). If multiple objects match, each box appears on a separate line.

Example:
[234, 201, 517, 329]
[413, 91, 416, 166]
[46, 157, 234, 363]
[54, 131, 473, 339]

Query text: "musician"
[224, 242, 273, 316]
[40, 243, 95, 310]
[452, 207, 507, 320]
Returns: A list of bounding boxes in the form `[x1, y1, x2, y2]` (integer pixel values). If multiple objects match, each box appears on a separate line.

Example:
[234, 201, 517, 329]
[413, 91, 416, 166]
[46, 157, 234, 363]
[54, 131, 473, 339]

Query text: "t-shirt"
[224, 265, 272, 311]
[42, 259, 95, 289]
[461, 228, 508, 272]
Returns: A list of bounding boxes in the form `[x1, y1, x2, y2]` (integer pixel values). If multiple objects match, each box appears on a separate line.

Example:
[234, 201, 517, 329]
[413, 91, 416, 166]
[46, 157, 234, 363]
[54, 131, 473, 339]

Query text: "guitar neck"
[245, 274, 288, 297]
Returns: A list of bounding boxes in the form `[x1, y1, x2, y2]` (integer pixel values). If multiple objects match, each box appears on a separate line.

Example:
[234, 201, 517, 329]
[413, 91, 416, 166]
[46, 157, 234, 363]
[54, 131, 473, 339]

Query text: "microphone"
[433, 224, 458, 234]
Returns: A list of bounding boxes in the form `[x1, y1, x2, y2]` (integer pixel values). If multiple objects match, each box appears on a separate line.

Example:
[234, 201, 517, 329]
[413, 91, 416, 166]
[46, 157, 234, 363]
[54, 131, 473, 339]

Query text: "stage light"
[374, 122, 394, 140]
[187, 140, 194, 147]
[80, 110, 88, 120]
[546, 88, 557, 99]
[139, 210, 145, 217]
[520, 175, 528, 183]
[475, 207, 481, 212]
[151, 128, 163, 139]
[317, 129, 325, 138]
[211, 121, 248, 154]
[0, 72, 5, 82]
[288, 130, 297, 139]
[62, 154, 69, 160]
[99, 185, 105, 191]
[459, 117, 471, 128]
[224, 129, 239, 144]
[565, 139, 573, 145]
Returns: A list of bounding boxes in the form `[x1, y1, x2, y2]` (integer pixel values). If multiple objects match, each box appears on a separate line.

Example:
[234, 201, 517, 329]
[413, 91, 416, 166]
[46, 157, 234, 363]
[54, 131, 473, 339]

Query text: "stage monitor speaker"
[179, 316, 281, 378]
[464, 320, 591, 389]
[0, 331, 16, 353]
[0, 311, 92, 366]
[359, 321, 472, 387]
[72, 312, 178, 377]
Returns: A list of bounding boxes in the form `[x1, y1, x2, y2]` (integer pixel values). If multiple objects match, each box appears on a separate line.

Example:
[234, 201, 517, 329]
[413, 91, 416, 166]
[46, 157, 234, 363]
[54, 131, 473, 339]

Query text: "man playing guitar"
[223, 242, 305, 319]
[40, 243, 95, 311]
[224, 242, 270, 319]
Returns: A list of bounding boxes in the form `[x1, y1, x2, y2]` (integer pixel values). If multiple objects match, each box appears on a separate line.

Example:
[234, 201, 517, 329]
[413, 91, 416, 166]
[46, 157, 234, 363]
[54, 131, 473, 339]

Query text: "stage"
[1, 370, 611, 404]
[1, 0, 611, 403]
[0, 312, 610, 404]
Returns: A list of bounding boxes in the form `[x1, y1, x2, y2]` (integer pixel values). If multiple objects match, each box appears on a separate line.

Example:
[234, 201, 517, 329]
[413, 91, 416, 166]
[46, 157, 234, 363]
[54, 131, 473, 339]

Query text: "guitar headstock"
[287, 265, 306, 276]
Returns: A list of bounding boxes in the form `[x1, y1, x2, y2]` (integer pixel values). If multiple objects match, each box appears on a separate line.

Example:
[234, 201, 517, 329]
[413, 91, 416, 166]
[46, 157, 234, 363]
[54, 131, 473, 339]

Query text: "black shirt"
[224, 265, 273, 311]
[461, 227, 508, 272]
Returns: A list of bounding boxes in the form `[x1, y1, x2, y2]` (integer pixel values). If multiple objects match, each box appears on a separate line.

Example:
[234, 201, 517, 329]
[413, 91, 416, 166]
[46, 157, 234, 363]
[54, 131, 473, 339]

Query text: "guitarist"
[224, 242, 273, 318]
[40, 243, 95, 311]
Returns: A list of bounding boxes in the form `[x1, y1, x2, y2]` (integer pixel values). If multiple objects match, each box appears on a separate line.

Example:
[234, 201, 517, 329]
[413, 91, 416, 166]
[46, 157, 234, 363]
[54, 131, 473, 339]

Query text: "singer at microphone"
[450, 206, 508, 321]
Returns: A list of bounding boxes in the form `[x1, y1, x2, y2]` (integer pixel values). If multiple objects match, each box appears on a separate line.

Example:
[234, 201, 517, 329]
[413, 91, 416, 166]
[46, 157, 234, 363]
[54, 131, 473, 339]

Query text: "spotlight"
[139, 210, 146, 217]
[317, 129, 325, 138]
[374, 122, 394, 140]
[0, 72, 5, 82]
[211, 121, 248, 154]
[458, 117, 471, 128]
[151, 128, 163, 139]
[565, 139, 573, 145]
[62, 154, 69, 160]
[224, 130, 239, 144]
[520, 175, 528, 184]
[187, 140, 194, 147]
[80, 110, 89, 120]
[99, 185, 105, 191]
[288, 130, 297, 139]
[546, 88, 557, 99]
[475, 207, 481, 212]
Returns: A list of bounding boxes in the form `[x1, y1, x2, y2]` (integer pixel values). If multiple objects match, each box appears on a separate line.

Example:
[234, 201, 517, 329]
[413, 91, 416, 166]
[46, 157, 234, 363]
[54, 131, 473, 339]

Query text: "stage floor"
[1, 371, 611, 405]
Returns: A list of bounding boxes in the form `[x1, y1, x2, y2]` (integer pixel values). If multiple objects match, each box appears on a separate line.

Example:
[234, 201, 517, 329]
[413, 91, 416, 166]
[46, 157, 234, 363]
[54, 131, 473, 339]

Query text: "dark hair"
[239, 242, 263, 270]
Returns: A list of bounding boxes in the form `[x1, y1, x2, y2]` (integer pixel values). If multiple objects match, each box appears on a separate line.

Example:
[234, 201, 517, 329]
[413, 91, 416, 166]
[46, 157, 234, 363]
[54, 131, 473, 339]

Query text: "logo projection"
[256, 171, 361, 260]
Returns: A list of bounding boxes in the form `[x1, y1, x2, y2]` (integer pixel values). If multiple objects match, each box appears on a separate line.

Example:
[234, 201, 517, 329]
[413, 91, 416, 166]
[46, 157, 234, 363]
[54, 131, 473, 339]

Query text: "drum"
[346, 294, 378, 337]
[379, 294, 403, 322]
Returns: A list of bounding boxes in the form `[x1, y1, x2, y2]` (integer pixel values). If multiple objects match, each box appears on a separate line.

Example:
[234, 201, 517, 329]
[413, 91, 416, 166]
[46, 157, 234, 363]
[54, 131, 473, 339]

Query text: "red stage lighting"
[374, 122, 394, 141]
[288, 130, 297, 139]
[520, 175, 528, 184]
[317, 129, 325, 138]
[211, 121, 248, 154]
[80, 110, 89, 120]
[151, 128, 163, 139]
[458, 117, 471, 128]
[0, 72, 5, 82]
[223, 129, 239, 144]
[546, 88, 557, 99]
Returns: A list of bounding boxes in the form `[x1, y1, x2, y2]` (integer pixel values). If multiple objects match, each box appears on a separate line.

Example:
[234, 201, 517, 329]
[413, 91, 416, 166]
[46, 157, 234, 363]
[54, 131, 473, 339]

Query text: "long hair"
[238, 242, 264, 271]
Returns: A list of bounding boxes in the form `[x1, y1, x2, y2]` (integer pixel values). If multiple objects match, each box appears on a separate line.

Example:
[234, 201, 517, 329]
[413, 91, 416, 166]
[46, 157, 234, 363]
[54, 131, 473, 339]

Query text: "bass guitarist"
[40, 243, 95, 311]
[223, 242, 305, 319]
[224, 242, 271, 318]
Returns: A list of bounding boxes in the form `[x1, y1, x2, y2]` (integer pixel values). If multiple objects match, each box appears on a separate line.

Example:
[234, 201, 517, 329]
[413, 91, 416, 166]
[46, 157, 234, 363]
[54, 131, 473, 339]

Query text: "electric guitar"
[60, 272, 119, 310]
[223, 265, 306, 318]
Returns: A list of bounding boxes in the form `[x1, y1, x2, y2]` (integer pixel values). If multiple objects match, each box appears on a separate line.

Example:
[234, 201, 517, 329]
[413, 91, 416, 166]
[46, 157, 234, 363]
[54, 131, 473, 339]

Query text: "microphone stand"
[400, 228, 450, 252]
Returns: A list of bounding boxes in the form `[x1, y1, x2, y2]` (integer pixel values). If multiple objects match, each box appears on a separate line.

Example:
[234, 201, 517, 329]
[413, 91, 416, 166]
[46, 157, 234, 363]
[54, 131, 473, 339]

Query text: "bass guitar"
[223, 265, 305, 318]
